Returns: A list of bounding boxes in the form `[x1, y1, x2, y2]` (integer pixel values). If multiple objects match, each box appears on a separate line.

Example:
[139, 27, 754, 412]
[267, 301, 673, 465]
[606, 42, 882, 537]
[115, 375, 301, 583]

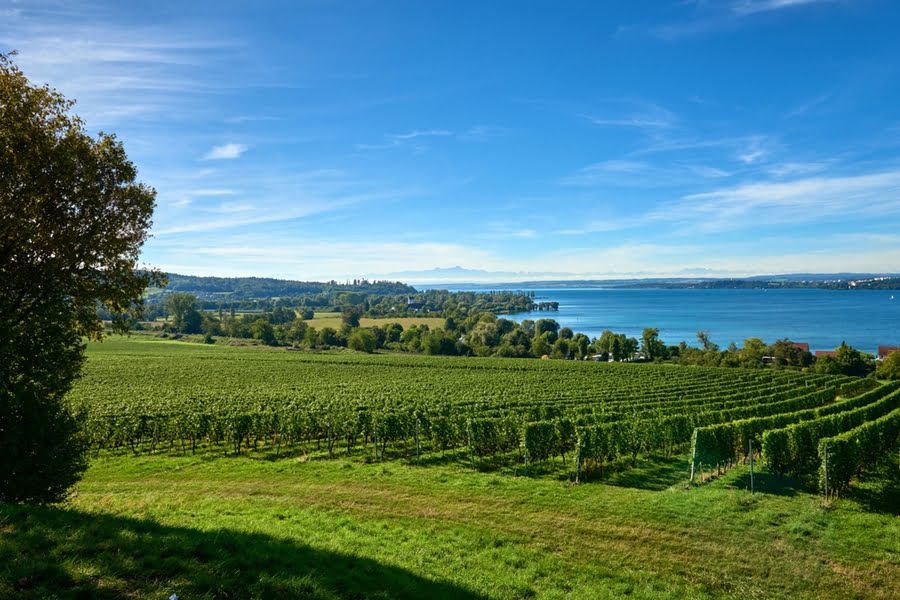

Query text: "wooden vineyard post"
[523, 439, 528, 477]
[415, 417, 421, 465]
[823, 443, 829, 500]
[689, 441, 697, 484]
[467, 420, 475, 470]
[749, 439, 754, 493]
[575, 444, 581, 484]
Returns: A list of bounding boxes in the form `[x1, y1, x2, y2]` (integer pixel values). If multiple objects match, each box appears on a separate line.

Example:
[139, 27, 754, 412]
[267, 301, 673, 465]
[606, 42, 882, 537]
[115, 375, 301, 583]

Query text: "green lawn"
[2, 449, 897, 599]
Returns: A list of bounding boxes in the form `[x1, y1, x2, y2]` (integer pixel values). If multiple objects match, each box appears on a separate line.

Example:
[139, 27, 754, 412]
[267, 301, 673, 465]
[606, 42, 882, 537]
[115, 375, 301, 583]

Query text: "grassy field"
[2, 338, 898, 599]
[2, 451, 897, 599]
[304, 311, 446, 331]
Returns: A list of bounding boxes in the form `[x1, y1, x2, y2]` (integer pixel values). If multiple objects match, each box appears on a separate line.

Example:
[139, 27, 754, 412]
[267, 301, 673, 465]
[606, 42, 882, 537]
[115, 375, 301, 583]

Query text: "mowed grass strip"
[2, 453, 897, 599]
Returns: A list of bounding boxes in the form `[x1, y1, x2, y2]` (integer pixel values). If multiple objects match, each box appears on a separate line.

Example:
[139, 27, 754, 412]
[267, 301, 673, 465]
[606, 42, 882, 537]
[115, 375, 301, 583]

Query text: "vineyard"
[70, 337, 898, 495]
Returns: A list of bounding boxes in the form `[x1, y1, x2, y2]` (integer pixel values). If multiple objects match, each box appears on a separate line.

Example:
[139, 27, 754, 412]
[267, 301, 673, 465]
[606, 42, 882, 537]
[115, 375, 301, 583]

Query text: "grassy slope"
[2, 451, 897, 599]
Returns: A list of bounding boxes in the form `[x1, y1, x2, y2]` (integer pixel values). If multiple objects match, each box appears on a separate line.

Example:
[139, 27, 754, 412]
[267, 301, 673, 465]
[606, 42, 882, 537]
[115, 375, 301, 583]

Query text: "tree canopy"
[0, 54, 161, 502]
[876, 350, 900, 380]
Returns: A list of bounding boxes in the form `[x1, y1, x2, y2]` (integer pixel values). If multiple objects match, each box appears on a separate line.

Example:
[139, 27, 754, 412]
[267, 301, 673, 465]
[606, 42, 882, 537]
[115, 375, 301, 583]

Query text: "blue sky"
[4, 0, 900, 282]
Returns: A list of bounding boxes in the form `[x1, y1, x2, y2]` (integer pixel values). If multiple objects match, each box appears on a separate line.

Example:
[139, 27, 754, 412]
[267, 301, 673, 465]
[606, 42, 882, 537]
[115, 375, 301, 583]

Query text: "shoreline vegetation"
[113, 273, 899, 381]
[154, 271, 900, 297]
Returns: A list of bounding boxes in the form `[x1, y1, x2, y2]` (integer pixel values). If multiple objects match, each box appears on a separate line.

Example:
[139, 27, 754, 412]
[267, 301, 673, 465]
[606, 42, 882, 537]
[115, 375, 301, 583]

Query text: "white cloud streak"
[356, 129, 454, 151]
[1, 10, 237, 128]
[203, 143, 249, 160]
[732, 0, 835, 17]
[561, 159, 733, 187]
[657, 170, 900, 232]
[582, 102, 675, 132]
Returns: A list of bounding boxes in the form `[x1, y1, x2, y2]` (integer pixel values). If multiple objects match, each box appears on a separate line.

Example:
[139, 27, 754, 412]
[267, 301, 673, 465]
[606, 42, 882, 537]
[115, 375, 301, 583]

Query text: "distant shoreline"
[417, 276, 900, 292]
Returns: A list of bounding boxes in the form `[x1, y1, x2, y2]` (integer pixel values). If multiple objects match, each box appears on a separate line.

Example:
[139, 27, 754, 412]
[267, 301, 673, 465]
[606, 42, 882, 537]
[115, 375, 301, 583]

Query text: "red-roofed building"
[815, 350, 837, 358]
[877, 345, 900, 359]
[792, 342, 810, 353]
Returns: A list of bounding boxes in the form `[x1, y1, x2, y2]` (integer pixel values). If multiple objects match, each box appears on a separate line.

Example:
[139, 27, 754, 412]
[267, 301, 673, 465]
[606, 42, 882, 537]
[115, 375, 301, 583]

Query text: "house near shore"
[877, 345, 900, 360]
[815, 350, 837, 358]
[792, 342, 810, 353]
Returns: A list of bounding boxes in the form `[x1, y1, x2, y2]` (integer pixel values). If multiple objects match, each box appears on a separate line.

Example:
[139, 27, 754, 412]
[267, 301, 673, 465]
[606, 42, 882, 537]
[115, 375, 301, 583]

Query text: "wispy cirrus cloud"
[391, 129, 452, 141]
[356, 129, 453, 151]
[168, 188, 239, 209]
[0, 7, 239, 128]
[203, 143, 249, 160]
[354, 126, 503, 153]
[647, 0, 840, 40]
[470, 224, 539, 241]
[737, 135, 770, 164]
[732, 0, 836, 17]
[153, 238, 497, 280]
[766, 162, 828, 177]
[632, 133, 777, 160]
[561, 159, 732, 187]
[582, 101, 675, 132]
[556, 217, 646, 236]
[655, 169, 900, 232]
[150, 165, 419, 237]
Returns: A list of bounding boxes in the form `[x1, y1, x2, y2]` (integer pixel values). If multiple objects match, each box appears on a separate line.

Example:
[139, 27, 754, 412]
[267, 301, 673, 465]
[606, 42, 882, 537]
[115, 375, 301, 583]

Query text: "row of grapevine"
[838, 378, 879, 398]
[762, 386, 900, 476]
[691, 383, 899, 468]
[818, 407, 900, 495]
[72, 341, 865, 483]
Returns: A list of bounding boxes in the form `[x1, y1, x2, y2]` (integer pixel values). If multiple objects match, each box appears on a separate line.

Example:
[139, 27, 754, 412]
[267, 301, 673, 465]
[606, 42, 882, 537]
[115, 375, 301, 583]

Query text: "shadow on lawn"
[729, 471, 805, 497]
[585, 454, 691, 491]
[0, 504, 489, 600]
[844, 452, 900, 516]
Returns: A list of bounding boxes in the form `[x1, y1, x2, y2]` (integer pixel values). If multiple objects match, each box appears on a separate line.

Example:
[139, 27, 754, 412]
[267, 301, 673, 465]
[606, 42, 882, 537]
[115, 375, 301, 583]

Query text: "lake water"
[451, 288, 899, 353]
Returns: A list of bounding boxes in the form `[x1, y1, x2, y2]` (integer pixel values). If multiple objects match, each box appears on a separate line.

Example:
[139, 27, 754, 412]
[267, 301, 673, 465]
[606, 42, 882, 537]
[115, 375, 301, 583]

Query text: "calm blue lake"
[449, 288, 899, 353]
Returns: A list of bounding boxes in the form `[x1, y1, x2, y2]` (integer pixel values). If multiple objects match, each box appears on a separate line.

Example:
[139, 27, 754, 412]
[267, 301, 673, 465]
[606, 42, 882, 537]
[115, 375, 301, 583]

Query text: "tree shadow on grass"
[843, 452, 900, 516]
[585, 454, 691, 491]
[728, 471, 806, 497]
[0, 504, 489, 600]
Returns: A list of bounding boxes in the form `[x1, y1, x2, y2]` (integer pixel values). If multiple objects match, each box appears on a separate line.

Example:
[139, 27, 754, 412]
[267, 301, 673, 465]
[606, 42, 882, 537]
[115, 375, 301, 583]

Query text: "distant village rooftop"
[877, 345, 899, 359]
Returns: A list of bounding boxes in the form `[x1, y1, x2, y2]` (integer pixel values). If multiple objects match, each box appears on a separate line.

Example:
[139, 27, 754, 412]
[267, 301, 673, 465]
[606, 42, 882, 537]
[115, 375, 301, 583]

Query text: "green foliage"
[641, 328, 666, 361]
[422, 329, 459, 356]
[523, 421, 559, 464]
[692, 386, 842, 468]
[341, 306, 363, 328]
[877, 350, 900, 380]
[0, 55, 158, 502]
[762, 386, 900, 476]
[839, 378, 879, 397]
[251, 320, 277, 345]
[166, 292, 201, 333]
[70, 338, 858, 483]
[815, 342, 871, 377]
[317, 327, 341, 347]
[530, 332, 553, 357]
[348, 329, 377, 353]
[818, 406, 900, 495]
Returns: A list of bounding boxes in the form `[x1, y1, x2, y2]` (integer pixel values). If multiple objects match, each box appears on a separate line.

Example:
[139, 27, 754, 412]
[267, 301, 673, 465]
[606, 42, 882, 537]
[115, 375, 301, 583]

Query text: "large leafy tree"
[0, 54, 162, 502]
